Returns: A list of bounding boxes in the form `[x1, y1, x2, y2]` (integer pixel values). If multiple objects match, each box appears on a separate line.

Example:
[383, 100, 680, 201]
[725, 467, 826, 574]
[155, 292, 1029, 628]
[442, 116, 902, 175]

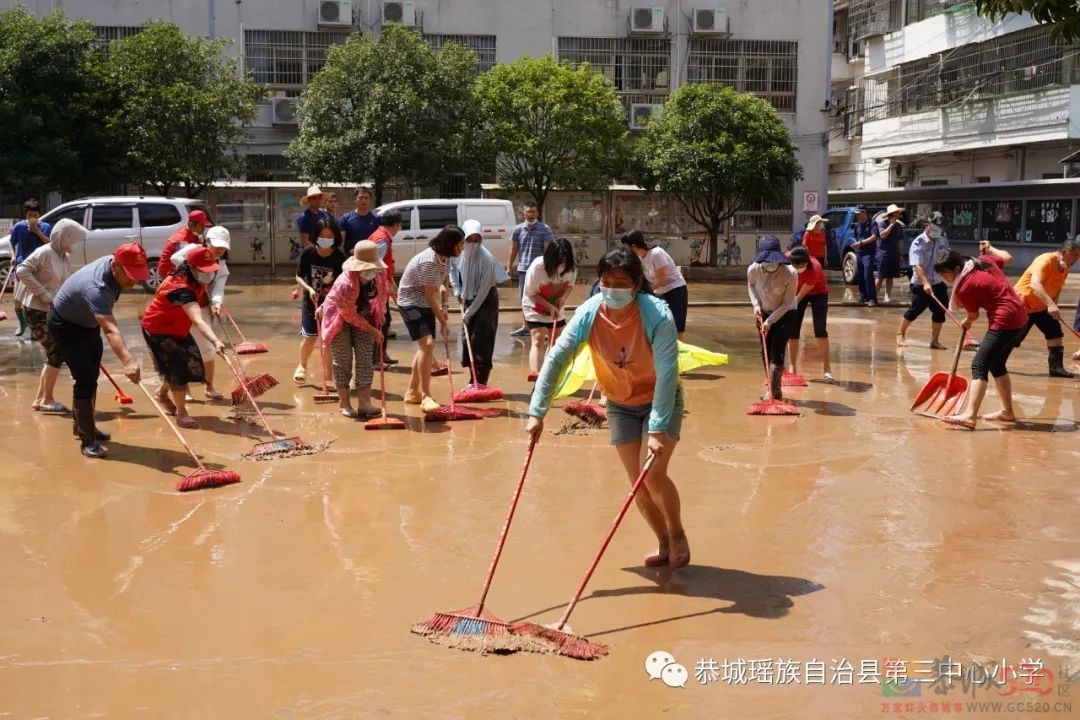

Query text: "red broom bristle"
[365, 415, 407, 430]
[235, 342, 268, 355]
[425, 403, 485, 422]
[453, 384, 505, 402]
[176, 469, 241, 492]
[781, 371, 808, 387]
[747, 399, 800, 416]
[414, 605, 511, 637]
[509, 621, 608, 660]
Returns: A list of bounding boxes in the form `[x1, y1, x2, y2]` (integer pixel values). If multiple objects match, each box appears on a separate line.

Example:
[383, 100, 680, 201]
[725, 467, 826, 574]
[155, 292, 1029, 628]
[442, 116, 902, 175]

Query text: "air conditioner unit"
[318, 0, 353, 27]
[692, 8, 729, 34]
[629, 103, 662, 130]
[630, 7, 664, 33]
[383, 0, 416, 26]
[272, 97, 299, 126]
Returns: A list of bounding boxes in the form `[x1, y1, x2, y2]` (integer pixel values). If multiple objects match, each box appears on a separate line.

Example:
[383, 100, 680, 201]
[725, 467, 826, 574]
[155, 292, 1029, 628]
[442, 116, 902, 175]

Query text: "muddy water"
[2, 281, 1080, 719]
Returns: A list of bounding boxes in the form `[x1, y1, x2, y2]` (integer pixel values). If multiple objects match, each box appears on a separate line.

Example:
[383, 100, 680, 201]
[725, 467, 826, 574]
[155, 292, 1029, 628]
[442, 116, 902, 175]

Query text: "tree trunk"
[373, 175, 384, 207]
[707, 225, 720, 267]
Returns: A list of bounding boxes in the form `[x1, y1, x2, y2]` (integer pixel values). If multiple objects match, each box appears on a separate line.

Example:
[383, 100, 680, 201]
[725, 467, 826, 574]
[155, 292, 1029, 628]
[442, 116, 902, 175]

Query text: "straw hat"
[805, 214, 826, 231]
[343, 240, 388, 273]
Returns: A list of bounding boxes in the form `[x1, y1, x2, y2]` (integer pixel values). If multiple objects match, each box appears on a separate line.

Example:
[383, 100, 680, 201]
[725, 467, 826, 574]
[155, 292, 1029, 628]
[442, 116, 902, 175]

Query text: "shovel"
[910, 332, 968, 418]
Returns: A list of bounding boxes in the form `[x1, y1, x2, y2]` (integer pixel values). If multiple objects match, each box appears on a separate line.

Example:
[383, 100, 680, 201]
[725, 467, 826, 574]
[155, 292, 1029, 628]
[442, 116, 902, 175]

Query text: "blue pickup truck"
[792, 206, 921, 284]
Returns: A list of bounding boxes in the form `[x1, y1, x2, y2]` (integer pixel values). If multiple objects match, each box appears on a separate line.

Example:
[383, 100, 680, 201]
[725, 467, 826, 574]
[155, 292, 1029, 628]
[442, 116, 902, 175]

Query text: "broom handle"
[759, 326, 773, 398]
[929, 293, 966, 332]
[460, 303, 479, 384]
[100, 364, 129, 398]
[219, 352, 278, 437]
[222, 307, 251, 344]
[214, 315, 244, 367]
[134, 382, 207, 471]
[585, 381, 598, 404]
[554, 453, 657, 631]
[376, 336, 390, 417]
[315, 313, 331, 394]
[0, 263, 13, 299]
[475, 438, 536, 613]
[1060, 316, 1080, 344]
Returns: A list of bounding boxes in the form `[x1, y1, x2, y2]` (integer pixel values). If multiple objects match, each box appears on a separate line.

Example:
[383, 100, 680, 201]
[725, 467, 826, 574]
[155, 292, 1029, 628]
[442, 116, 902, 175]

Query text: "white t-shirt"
[522, 255, 577, 323]
[642, 247, 685, 296]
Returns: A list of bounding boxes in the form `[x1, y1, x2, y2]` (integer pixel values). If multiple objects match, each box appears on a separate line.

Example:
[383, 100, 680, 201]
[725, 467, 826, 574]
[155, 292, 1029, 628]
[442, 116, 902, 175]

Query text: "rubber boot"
[1049, 347, 1075, 378]
[73, 398, 107, 458]
[91, 394, 110, 441]
[769, 364, 784, 401]
[14, 307, 26, 336]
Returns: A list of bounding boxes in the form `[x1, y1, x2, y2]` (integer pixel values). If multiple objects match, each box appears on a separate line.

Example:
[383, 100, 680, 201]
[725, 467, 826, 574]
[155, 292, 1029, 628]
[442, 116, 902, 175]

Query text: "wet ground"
[3, 278, 1080, 719]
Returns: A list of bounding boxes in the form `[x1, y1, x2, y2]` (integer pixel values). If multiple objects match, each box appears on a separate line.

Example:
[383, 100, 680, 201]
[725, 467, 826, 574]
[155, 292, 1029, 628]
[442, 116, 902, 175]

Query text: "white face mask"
[760, 262, 779, 273]
[927, 226, 942, 240]
[360, 270, 379, 281]
[196, 270, 214, 284]
[795, 266, 807, 274]
[316, 237, 334, 249]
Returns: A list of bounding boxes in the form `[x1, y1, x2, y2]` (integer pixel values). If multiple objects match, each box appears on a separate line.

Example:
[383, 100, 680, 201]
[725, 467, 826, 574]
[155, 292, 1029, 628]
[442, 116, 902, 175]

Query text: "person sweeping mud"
[748, 236, 797, 401]
[450, 219, 508, 387]
[47, 243, 148, 459]
[936, 244, 1026, 429]
[15, 219, 86, 413]
[523, 237, 577, 381]
[140, 247, 227, 429]
[318, 241, 387, 419]
[1013, 239, 1080, 378]
[786, 245, 832, 381]
[897, 213, 949, 349]
[294, 219, 344, 386]
[526, 247, 689, 569]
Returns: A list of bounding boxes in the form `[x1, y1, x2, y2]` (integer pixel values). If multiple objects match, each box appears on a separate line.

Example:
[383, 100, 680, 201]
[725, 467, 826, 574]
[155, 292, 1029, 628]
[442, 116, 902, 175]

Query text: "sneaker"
[80, 442, 107, 459]
[823, 372, 835, 382]
[510, 326, 530, 337]
[339, 406, 358, 418]
[403, 390, 423, 405]
[883, 294, 892, 304]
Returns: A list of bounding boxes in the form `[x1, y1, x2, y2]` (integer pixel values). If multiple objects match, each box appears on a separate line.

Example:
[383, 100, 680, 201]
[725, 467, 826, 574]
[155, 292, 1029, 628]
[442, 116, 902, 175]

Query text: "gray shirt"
[51, 256, 123, 328]
[512, 221, 554, 272]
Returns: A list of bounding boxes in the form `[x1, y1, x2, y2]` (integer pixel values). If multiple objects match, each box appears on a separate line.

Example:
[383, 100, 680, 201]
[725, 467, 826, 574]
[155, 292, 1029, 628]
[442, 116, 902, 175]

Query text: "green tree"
[471, 54, 629, 215]
[0, 8, 118, 195]
[286, 24, 482, 205]
[104, 21, 258, 196]
[972, 1, 1080, 41]
[634, 84, 802, 266]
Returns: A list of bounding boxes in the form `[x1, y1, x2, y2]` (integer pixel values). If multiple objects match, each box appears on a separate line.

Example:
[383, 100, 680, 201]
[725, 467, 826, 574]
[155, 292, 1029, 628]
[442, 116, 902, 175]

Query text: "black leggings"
[971, 328, 1023, 381]
[759, 310, 795, 367]
[47, 310, 103, 401]
[461, 287, 499, 385]
[791, 294, 828, 339]
[903, 282, 949, 323]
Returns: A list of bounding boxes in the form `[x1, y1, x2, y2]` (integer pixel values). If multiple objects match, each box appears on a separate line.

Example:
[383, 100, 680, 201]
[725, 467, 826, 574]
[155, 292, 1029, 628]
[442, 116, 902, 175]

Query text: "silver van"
[373, 199, 517, 273]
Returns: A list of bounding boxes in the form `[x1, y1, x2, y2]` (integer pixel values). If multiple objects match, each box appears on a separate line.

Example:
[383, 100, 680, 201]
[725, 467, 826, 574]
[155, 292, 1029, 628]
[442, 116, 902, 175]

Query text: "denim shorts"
[606, 386, 684, 447]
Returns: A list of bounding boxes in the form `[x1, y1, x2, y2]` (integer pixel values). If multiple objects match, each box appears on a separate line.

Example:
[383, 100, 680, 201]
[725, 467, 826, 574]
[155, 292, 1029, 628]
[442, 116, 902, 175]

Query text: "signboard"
[802, 191, 819, 214]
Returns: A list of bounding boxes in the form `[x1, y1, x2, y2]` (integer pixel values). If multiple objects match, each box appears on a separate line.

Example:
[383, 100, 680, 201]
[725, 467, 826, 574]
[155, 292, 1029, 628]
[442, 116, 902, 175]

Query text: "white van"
[372, 199, 516, 274]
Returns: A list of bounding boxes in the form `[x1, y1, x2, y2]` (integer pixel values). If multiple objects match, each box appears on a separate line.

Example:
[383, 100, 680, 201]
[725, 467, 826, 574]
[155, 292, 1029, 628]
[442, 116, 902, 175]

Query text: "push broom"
[100, 364, 134, 405]
[216, 317, 278, 404]
[364, 337, 406, 431]
[222, 307, 268, 354]
[135, 382, 241, 492]
[509, 453, 659, 661]
[425, 315, 490, 422]
[313, 315, 337, 403]
[452, 312, 503, 403]
[412, 439, 549, 654]
[748, 329, 799, 416]
[564, 381, 606, 426]
[220, 353, 328, 460]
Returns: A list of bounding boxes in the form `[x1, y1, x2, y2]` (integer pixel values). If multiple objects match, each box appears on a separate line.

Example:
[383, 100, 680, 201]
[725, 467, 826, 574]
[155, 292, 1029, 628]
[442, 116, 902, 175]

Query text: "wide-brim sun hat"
[343, 239, 388, 273]
[753, 236, 789, 265]
[805, 214, 826, 231]
[886, 203, 905, 215]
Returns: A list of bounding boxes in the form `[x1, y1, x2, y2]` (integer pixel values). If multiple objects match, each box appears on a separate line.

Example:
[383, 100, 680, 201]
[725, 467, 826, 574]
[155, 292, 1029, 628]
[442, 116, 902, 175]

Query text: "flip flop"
[177, 415, 198, 429]
[156, 394, 177, 416]
[205, 389, 225, 401]
[37, 401, 70, 414]
[293, 366, 306, 384]
[942, 415, 975, 430]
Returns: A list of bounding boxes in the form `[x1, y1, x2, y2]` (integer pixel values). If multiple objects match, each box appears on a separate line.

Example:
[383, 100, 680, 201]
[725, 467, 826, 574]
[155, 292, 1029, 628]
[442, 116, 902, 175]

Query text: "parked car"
[0, 196, 210, 293]
[791, 206, 921, 285]
[372, 199, 517, 274]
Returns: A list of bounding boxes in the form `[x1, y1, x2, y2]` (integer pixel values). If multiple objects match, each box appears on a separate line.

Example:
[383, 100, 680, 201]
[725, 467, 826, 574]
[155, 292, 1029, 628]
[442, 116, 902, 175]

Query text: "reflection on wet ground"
[2, 280, 1080, 718]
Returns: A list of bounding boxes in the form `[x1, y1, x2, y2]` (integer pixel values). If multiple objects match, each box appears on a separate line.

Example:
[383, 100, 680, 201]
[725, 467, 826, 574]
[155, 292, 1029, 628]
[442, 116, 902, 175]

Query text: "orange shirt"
[1014, 252, 1069, 312]
[589, 304, 656, 405]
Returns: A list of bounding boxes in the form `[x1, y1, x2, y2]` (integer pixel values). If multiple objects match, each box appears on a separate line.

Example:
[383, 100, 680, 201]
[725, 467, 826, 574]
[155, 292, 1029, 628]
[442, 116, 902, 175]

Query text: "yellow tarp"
[553, 342, 729, 400]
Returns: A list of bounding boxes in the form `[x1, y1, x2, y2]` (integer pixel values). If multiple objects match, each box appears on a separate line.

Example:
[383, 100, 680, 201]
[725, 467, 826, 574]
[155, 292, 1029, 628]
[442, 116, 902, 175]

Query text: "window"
[423, 34, 496, 74]
[246, 154, 297, 182]
[686, 39, 798, 113]
[89, 205, 134, 231]
[1025, 199, 1071, 244]
[982, 200, 1022, 243]
[906, 0, 972, 24]
[139, 203, 182, 228]
[557, 37, 670, 115]
[417, 205, 459, 230]
[47, 205, 87, 226]
[94, 26, 141, 55]
[940, 201, 978, 241]
[975, 176, 992, 183]
[733, 197, 794, 232]
[920, 179, 949, 186]
[848, 0, 903, 40]
[244, 30, 351, 91]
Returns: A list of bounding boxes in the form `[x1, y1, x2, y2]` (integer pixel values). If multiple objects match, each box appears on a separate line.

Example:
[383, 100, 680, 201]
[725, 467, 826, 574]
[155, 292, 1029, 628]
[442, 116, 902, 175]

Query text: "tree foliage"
[104, 21, 258, 196]
[634, 84, 802, 266]
[972, 0, 1080, 41]
[0, 8, 117, 195]
[471, 54, 629, 214]
[286, 24, 481, 205]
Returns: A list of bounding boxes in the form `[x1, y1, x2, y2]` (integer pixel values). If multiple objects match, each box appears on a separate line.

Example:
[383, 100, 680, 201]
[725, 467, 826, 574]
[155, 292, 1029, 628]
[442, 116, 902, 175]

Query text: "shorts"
[1017, 309, 1064, 344]
[527, 319, 566, 330]
[26, 307, 63, 368]
[299, 298, 318, 337]
[791, 293, 828, 340]
[399, 305, 437, 341]
[607, 385, 684, 447]
[903, 283, 948, 324]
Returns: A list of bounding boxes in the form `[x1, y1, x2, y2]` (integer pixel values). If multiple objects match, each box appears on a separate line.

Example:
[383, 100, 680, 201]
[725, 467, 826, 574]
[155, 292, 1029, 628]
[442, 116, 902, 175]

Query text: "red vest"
[141, 273, 201, 338]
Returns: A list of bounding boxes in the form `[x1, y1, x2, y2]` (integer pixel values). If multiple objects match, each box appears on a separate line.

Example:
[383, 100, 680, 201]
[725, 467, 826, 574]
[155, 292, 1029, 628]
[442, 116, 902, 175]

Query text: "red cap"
[185, 246, 220, 274]
[188, 209, 210, 226]
[113, 243, 151, 282]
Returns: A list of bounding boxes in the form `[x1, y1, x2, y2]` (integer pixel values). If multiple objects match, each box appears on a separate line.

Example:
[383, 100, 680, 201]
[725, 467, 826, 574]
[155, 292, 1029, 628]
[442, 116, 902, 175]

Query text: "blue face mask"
[316, 237, 334, 249]
[601, 287, 635, 309]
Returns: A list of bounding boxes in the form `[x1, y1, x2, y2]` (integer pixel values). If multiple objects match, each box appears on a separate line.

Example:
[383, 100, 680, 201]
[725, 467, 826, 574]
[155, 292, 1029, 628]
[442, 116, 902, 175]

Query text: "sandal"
[942, 415, 975, 430]
[156, 394, 177, 416]
[293, 365, 307, 384]
[37, 401, 70, 414]
[205, 389, 224, 401]
[403, 390, 423, 405]
[420, 396, 440, 413]
[177, 415, 198, 429]
[339, 407, 358, 419]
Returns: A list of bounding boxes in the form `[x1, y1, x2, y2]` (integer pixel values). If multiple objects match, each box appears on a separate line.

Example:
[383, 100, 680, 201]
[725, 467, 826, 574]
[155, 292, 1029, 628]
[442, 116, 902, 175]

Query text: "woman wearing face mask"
[620, 229, 689, 341]
[450, 219, 509, 386]
[318, 241, 388, 418]
[523, 237, 577, 381]
[786, 245, 832, 381]
[15, 218, 87, 413]
[140, 246, 227, 429]
[526, 247, 688, 569]
[294, 219, 344, 385]
[748, 236, 798, 401]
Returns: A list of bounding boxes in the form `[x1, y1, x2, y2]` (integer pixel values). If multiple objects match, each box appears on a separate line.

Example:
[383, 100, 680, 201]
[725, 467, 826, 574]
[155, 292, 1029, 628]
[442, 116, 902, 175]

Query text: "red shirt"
[796, 256, 828, 297]
[157, 226, 199, 277]
[954, 255, 1028, 331]
[369, 225, 394, 284]
[141, 272, 202, 338]
[803, 229, 827, 260]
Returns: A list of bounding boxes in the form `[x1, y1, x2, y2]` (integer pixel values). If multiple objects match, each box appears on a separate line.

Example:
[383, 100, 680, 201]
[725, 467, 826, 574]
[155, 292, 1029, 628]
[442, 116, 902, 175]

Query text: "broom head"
[176, 468, 241, 492]
[230, 373, 279, 405]
[116, 392, 134, 405]
[365, 413, 407, 430]
[235, 341, 268, 355]
[781, 371, 808, 387]
[747, 398, 800, 416]
[564, 401, 606, 426]
[508, 621, 609, 661]
[425, 403, 485, 422]
[411, 606, 557, 655]
[453, 384, 505, 403]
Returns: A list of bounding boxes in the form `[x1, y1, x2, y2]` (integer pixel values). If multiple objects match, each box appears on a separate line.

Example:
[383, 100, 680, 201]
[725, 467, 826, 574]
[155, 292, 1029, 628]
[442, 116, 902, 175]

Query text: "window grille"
[686, 39, 798, 113]
[244, 30, 351, 91]
[905, 0, 972, 24]
[423, 34, 496, 73]
[94, 26, 142, 54]
[733, 197, 794, 232]
[557, 36, 670, 97]
[245, 154, 297, 182]
[848, 0, 902, 40]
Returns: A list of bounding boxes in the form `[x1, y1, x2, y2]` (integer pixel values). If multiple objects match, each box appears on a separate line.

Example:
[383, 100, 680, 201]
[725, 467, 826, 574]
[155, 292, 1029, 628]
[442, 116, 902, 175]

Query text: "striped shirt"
[397, 248, 449, 309]
[512, 221, 553, 272]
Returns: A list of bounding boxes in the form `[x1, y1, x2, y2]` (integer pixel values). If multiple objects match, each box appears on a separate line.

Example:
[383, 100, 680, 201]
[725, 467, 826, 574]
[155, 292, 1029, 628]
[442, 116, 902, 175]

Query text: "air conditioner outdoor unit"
[630, 7, 664, 33]
[318, 0, 353, 27]
[692, 8, 729, 34]
[383, 0, 416, 26]
[272, 97, 299, 126]
[630, 103, 663, 130]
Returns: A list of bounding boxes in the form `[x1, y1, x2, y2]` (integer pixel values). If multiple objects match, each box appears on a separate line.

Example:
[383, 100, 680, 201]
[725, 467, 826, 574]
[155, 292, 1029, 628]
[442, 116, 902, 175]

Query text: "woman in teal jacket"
[527, 247, 690, 569]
